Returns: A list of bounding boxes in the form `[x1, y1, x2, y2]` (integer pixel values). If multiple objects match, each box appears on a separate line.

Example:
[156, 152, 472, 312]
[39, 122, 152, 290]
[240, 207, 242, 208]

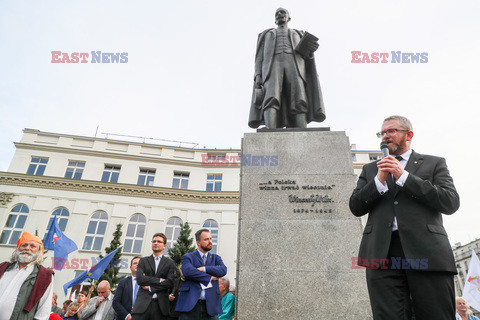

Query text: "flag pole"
[77, 280, 97, 316]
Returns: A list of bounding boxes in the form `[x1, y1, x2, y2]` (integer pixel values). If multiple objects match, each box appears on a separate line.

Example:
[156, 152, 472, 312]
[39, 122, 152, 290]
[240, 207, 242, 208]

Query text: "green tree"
[168, 222, 196, 268]
[97, 223, 123, 292]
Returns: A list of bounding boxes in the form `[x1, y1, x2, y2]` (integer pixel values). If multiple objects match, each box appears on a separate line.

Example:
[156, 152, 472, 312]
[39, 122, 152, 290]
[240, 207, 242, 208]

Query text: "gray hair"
[383, 115, 413, 131]
[220, 276, 230, 289]
[10, 247, 44, 265]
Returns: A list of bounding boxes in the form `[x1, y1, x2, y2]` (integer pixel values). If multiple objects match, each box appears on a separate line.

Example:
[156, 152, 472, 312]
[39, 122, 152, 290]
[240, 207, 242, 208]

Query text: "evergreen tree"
[168, 222, 196, 268]
[97, 223, 123, 292]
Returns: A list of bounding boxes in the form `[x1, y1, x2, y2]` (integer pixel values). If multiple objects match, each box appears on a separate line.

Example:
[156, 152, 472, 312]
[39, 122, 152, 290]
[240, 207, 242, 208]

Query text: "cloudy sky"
[0, 0, 479, 246]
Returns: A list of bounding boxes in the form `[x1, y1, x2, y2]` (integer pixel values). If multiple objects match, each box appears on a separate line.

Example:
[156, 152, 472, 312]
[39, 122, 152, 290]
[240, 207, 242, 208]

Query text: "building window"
[202, 220, 219, 254]
[0, 204, 29, 245]
[137, 169, 155, 186]
[172, 172, 189, 189]
[82, 211, 108, 251]
[351, 154, 357, 162]
[207, 154, 226, 162]
[124, 214, 146, 254]
[45, 207, 70, 236]
[165, 217, 183, 255]
[101, 165, 121, 183]
[206, 174, 222, 191]
[65, 161, 85, 179]
[26, 157, 48, 175]
[369, 155, 381, 161]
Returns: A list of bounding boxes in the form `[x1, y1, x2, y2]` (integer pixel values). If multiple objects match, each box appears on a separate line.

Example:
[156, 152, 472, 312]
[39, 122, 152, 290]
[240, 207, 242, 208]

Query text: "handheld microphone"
[380, 141, 389, 158]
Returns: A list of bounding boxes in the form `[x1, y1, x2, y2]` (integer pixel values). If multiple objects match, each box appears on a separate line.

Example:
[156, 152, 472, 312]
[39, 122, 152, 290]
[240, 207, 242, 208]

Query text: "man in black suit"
[132, 233, 175, 320]
[113, 256, 141, 320]
[350, 115, 460, 320]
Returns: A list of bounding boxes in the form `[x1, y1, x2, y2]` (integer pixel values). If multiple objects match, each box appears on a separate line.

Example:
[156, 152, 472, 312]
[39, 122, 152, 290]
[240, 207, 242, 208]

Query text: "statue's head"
[275, 8, 291, 25]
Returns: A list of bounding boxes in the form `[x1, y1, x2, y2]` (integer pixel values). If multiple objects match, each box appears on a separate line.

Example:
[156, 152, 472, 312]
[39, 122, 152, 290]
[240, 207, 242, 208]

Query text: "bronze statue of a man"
[248, 8, 326, 129]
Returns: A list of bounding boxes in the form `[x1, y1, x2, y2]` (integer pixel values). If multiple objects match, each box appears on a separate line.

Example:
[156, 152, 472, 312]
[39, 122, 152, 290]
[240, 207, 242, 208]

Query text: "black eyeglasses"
[376, 129, 409, 138]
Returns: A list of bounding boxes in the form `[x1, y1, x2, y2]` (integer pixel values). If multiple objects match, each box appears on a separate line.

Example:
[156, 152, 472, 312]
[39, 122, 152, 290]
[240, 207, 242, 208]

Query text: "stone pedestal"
[236, 130, 372, 319]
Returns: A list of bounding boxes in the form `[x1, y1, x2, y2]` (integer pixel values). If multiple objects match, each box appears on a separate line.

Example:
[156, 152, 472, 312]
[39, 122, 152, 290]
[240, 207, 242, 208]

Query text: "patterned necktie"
[203, 254, 207, 266]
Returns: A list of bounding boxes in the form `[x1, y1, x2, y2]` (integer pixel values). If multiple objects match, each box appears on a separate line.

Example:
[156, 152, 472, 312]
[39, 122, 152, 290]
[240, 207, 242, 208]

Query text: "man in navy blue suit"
[175, 229, 227, 320]
[113, 256, 141, 320]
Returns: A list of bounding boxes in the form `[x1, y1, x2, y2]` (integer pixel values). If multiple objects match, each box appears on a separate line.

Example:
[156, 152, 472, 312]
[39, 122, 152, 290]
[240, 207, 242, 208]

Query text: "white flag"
[462, 249, 480, 311]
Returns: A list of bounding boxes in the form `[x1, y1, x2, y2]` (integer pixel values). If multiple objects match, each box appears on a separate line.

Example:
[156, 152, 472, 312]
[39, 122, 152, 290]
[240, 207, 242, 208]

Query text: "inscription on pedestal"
[258, 178, 336, 213]
[237, 130, 372, 319]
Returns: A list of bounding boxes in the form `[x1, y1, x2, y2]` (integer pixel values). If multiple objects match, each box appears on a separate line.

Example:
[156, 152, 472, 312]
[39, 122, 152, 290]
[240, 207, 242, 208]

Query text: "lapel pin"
[414, 161, 418, 164]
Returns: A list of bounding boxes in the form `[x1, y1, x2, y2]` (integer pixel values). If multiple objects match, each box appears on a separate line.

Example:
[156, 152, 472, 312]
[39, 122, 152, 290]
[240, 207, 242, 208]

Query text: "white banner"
[462, 249, 480, 311]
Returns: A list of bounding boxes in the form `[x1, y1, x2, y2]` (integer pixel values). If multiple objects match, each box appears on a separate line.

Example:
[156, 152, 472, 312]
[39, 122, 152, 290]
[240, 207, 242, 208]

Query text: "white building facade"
[0, 129, 241, 299]
[0, 129, 381, 299]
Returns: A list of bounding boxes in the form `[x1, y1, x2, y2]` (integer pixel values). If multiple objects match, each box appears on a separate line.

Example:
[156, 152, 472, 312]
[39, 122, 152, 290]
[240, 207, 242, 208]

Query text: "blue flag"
[44, 214, 78, 270]
[63, 248, 119, 295]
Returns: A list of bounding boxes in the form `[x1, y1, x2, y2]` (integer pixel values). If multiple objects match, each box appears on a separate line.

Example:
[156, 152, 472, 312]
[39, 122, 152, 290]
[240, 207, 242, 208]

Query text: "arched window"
[165, 217, 183, 255]
[45, 207, 70, 235]
[202, 220, 219, 254]
[82, 211, 108, 251]
[0, 204, 29, 245]
[124, 214, 146, 254]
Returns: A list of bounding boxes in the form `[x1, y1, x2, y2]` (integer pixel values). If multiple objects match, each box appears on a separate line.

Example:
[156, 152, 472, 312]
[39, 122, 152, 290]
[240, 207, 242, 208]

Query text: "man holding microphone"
[350, 115, 460, 320]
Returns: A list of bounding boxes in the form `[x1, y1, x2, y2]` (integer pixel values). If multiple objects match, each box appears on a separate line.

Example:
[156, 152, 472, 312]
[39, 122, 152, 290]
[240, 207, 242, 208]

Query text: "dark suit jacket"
[133, 255, 175, 317]
[168, 277, 184, 318]
[113, 275, 134, 320]
[175, 251, 227, 316]
[349, 150, 459, 273]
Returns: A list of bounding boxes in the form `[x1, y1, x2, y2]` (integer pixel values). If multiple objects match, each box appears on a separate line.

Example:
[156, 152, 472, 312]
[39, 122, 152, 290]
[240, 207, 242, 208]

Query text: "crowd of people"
[3, 115, 479, 320]
[0, 229, 235, 320]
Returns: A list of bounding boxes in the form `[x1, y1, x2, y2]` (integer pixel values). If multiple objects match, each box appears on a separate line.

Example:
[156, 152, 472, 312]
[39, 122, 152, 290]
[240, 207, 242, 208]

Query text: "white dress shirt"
[198, 250, 211, 300]
[151, 255, 162, 299]
[374, 149, 412, 231]
[0, 262, 53, 320]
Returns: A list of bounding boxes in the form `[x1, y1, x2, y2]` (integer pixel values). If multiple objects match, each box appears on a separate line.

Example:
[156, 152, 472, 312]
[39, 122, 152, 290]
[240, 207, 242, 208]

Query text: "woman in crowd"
[456, 297, 480, 320]
[61, 302, 79, 320]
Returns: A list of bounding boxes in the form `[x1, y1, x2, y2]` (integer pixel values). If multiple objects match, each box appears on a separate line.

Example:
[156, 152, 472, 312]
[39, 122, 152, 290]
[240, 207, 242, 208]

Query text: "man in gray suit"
[350, 115, 460, 320]
[79, 280, 115, 320]
[248, 8, 325, 129]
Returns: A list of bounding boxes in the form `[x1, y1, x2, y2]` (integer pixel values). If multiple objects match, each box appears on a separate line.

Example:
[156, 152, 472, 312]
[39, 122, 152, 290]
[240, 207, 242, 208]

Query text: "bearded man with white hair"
[0, 231, 54, 320]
